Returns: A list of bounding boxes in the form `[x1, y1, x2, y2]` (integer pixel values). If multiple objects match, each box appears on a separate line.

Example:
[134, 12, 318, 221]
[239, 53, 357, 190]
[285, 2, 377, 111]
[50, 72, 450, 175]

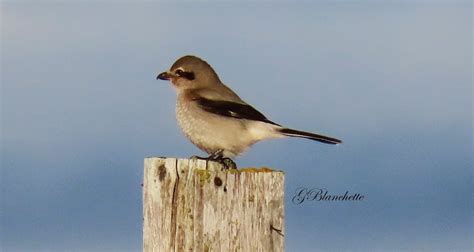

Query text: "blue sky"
[1, 1, 472, 251]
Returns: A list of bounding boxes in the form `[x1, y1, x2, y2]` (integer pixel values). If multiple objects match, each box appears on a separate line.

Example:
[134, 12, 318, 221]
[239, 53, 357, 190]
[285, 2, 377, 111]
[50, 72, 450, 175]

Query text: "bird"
[156, 55, 341, 165]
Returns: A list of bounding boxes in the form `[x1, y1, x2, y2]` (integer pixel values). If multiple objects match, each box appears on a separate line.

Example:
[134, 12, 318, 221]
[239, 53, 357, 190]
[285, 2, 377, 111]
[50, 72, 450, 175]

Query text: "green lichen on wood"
[226, 169, 240, 174]
[236, 167, 284, 173]
[196, 169, 211, 186]
[203, 242, 210, 252]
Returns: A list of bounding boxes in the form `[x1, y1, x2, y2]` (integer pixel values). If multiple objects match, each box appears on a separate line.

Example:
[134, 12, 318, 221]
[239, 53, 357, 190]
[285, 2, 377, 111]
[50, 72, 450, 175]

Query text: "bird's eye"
[175, 69, 184, 76]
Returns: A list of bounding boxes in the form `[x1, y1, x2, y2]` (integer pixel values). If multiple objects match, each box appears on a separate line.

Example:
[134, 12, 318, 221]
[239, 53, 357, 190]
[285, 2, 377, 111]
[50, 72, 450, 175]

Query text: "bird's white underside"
[175, 99, 285, 157]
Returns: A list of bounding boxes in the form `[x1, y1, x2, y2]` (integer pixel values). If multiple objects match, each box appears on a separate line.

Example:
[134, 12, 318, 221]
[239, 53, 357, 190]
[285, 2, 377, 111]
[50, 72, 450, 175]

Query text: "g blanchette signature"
[292, 187, 365, 204]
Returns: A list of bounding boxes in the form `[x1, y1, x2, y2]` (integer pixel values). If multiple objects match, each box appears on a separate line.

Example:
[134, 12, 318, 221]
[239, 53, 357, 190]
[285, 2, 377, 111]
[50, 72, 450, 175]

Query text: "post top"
[144, 156, 284, 173]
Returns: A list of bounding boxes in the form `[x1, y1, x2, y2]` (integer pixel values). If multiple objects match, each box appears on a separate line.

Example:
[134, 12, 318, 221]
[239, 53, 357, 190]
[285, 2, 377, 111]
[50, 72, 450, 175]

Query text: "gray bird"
[157, 55, 341, 162]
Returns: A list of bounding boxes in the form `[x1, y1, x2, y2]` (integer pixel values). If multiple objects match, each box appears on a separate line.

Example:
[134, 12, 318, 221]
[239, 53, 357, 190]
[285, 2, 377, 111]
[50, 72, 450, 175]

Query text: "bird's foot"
[208, 149, 224, 160]
[189, 154, 237, 170]
[189, 155, 208, 160]
[190, 150, 237, 170]
[209, 150, 236, 169]
[213, 157, 237, 170]
[222, 158, 237, 170]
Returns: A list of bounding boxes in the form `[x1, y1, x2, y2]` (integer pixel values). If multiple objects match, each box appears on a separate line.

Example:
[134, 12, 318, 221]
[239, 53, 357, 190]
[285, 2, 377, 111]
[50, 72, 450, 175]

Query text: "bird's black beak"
[157, 71, 172, 80]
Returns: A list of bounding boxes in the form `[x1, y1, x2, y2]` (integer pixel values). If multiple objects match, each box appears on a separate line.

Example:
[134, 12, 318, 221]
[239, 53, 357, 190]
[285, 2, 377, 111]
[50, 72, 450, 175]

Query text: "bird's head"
[157, 55, 220, 91]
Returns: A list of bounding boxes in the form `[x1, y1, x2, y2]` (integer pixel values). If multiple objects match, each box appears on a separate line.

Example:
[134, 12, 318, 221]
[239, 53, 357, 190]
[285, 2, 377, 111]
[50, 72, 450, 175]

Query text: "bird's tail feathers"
[279, 128, 342, 145]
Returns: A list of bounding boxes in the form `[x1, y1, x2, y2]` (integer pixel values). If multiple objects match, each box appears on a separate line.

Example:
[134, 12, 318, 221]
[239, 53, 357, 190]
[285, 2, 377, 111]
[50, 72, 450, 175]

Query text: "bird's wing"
[193, 97, 280, 126]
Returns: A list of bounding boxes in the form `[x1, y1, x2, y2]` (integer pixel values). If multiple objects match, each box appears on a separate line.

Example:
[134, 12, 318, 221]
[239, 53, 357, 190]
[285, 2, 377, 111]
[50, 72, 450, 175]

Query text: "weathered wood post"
[143, 157, 284, 252]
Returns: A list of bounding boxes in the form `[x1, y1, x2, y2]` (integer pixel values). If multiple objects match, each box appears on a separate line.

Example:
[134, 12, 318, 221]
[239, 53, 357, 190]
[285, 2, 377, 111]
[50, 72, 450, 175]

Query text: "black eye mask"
[176, 69, 195, 80]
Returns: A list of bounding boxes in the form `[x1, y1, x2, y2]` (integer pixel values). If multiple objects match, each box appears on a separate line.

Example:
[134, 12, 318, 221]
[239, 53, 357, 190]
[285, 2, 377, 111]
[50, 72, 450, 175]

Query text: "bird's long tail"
[278, 128, 342, 145]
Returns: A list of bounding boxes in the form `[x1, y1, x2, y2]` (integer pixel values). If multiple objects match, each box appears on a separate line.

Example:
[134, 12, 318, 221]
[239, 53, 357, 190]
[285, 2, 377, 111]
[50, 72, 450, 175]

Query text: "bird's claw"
[189, 155, 208, 160]
[207, 156, 237, 170]
[218, 158, 237, 170]
[189, 154, 237, 170]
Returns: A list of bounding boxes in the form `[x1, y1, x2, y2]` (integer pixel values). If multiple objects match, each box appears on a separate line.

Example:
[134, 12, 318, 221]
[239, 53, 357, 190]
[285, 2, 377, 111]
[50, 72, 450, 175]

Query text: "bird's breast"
[175, 99, 217, 152]
[174, 97, 256, 156]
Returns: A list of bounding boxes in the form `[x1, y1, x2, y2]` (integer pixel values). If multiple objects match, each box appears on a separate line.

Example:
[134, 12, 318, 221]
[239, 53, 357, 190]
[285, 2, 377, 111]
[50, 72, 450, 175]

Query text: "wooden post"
[143, 157, 285, 252]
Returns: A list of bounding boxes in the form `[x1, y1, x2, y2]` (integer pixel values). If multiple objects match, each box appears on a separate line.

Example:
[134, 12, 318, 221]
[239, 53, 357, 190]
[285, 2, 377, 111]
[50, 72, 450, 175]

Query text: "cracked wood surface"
[143, 157, 285, 252]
